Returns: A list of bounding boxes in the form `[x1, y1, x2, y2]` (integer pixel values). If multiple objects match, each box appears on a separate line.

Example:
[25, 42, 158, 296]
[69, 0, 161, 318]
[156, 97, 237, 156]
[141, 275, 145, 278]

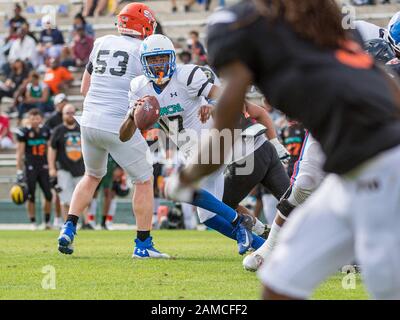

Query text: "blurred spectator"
[43, 58, 74, 94]
[155, 20, 164, 35]
[187, 30, 207, 65]
[8, 4, 27, 42]
[0, 59, 29, 104]
[68, 13, 95, 43]
[171, 0, 178, 13]
[184, 0, 211, 12]
[8, 23, 38, 68]
[71, 25, 94, 67]
[0, 110, 15, 149]
[38, 15, 65, 62]
[18, 71, 53, 122]
[178, 50, 192, 64]
[48, 104, 84, 220]
[45, 93, 68, 131]
[83, 0, 109, 17]
[60, 46, 76, 69]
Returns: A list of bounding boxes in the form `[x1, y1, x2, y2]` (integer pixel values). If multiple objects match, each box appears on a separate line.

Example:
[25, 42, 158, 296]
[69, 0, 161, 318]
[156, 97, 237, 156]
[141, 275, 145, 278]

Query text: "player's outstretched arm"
[80, 70, 91, 97]
[119, 108, 137, 142]
[180, 61, 253, 185]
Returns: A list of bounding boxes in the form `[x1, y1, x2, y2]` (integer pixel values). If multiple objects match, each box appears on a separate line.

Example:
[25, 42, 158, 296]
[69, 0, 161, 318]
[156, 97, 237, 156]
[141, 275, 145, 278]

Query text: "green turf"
[0, 230, 369, 300]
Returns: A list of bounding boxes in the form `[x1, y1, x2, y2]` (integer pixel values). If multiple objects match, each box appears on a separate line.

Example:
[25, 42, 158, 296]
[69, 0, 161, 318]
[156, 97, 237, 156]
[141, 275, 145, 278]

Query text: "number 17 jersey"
[82, 35, 143, 134]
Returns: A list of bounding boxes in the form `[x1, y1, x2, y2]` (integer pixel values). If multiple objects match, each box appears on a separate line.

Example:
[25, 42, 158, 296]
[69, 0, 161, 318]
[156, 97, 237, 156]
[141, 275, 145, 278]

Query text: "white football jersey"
[355, 20, 386, 42]
[129, 64, 214, 157]
[82, 35, 143, 133]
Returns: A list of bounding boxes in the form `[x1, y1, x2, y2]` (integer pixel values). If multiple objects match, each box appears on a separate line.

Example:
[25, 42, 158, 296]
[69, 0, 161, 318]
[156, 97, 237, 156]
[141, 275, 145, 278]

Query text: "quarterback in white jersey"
[124, 34, 223, 222]
[58, 3, 169, 259]
[120, 34, 268, 255]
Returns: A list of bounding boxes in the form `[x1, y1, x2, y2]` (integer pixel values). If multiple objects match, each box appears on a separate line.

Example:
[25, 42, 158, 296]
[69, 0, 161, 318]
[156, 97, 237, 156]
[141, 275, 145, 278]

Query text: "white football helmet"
[140, 34, 176, 85]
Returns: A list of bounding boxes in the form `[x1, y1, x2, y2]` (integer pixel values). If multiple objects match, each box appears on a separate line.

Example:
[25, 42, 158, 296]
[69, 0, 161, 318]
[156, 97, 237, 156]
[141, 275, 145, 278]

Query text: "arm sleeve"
[86, 39, 99, 74]
[50, 128, 59, 149]
[15, 127, 26, 142]
[178, 65, 213, 98]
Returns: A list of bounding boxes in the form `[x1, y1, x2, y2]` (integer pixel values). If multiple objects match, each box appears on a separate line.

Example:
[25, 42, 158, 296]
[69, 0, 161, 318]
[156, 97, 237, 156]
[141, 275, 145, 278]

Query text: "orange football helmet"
[116, 3, 157, 39]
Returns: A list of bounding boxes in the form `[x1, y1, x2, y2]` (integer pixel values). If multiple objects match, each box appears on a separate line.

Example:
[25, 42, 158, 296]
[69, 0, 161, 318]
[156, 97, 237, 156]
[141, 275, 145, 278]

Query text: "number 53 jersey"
[128, 64, 215, 155]
[82, 35, 143, 134]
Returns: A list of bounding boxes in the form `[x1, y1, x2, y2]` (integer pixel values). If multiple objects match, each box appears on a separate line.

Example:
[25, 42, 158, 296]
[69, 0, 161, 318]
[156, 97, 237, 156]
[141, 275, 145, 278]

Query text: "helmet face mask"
[140, 35, 177, 85]
[142, 52, 176, 85]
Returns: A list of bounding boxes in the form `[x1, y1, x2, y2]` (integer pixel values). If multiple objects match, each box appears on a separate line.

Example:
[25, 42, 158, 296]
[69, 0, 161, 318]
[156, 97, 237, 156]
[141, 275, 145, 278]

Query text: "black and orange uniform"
[280, 122, 306, 177]
[15, 125, 52, 202]
[207, 1, 400, 175]
[223, 112, 290, 209]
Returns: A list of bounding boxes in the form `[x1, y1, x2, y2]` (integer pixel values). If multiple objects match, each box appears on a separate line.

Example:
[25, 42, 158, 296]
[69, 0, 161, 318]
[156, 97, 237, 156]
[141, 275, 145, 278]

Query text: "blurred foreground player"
[170, 0, 400, 299]
[58, 3, 169, 258]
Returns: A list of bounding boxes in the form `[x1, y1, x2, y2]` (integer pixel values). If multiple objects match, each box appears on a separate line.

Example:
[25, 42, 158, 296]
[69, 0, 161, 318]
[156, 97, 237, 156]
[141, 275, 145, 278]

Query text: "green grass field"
[0, 230, 368, 300]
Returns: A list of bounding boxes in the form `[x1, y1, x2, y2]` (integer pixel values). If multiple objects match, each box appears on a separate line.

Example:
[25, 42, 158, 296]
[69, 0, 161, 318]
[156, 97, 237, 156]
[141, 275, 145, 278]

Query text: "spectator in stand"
[71, 25, 94, 67]
[38, 15, 65, 63]
[0, 108, 15, 150]
[184, 0, 211, 12]
[18, 71, 53, 123]
[68, 13, 94, 43]
[8, 4, 27, 42]
[0, 59, 29, 105]
[48, 104, 85, 221]
[43, 57, 74, 95]
[8, 23, 38, 69]
[187, 30, 207, 65]
[45, 93, 68, 132]
[83, 0, 109, 17]
[178, 50, 192, 64]
[60, 46, 76, 69]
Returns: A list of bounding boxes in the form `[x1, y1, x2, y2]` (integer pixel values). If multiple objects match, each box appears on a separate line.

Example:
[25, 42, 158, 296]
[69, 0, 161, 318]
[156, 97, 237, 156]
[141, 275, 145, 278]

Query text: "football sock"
[108, 199, 116, 217]
[254, 220, 281, 260]
[89, 199, 97, 217]
[67, 214, 79, 227]
[192, 189, 238, 223]
[204, 215, 265, 250]
[137, 230, 150, 242]
[44, 213, 51, 224]
[101, 215, 106, 226]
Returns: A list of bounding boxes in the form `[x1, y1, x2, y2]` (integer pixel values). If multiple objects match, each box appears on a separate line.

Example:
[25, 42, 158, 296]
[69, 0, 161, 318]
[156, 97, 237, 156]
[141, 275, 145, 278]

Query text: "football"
[134, 95, 160, 130]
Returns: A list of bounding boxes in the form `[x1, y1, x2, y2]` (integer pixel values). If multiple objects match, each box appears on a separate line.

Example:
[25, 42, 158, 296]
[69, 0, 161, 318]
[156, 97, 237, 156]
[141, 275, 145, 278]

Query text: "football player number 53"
[95, 50, 129, 76]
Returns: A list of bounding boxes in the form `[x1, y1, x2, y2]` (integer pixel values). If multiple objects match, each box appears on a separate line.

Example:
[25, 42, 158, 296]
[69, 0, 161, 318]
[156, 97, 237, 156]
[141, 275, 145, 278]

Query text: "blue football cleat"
[132, 236, 170, 259]
[58, 221, 76, 255]
[233, 215, 254, 255]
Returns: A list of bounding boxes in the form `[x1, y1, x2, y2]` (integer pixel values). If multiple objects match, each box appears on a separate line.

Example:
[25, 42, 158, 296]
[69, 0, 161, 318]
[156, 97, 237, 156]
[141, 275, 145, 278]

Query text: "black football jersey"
[207, 1, 400, 174]
[16, 125, 50, 167]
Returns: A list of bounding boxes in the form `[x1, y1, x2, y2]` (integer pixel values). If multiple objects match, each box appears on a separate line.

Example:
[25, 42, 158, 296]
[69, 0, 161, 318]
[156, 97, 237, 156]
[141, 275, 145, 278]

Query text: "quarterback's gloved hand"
[163, 173, 197, 203]
[16, 170, 25, 183]
[270, 138, 290, 165]
[50, 176, 62, 193]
